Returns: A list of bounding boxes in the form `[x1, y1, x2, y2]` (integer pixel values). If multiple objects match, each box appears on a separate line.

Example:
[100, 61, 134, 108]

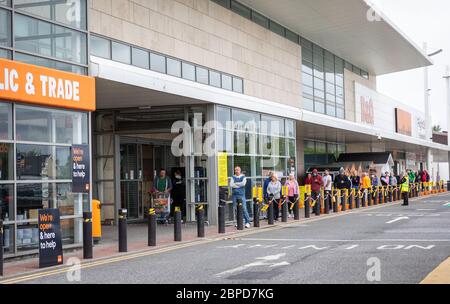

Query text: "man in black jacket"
[334, 168, 351, 210]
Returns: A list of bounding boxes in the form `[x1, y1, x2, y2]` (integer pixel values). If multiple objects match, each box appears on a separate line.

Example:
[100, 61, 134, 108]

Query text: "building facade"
[1, 0, 449, 257]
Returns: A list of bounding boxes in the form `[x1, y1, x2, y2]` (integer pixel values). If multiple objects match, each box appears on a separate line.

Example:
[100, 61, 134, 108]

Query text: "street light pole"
[423, 43, 443, 176]
[444, 66, 450, 180]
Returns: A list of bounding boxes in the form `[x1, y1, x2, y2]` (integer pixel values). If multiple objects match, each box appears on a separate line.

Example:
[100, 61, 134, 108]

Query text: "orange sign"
[0, 58, 95, 111]
[395, 108, 412, 136]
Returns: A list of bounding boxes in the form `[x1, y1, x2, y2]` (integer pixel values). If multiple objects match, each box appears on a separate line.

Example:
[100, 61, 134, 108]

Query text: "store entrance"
[120, 138, 180, 221]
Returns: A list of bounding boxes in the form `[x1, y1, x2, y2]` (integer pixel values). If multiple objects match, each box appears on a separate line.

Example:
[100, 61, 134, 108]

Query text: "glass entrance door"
[120, 143, 143, 220]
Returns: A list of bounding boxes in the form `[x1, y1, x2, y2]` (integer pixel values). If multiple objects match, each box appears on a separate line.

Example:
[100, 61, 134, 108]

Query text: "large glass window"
[0, 102, 12, 140]
[112, 41, 131, 64]
[91, 35, 110, 59]
[167, 57, 181, 77]
[132, 47, 149, 69]
[14, 0, 87, 29]
[182, 62, 196, 81]
[14, 14, 87, 65]
[0, 8, 11, 47]
[0, 143, 13, 181]
[150, 52, 166, 73]
[196, 66, 209, 85]
[15, 52, 86, 74]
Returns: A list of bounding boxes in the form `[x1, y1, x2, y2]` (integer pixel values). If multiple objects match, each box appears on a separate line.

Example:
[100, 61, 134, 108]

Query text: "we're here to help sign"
[0, 58, 95, 111]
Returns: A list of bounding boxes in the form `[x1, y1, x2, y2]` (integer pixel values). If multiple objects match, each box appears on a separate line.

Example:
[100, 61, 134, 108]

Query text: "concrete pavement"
[2, 193, 450, 284]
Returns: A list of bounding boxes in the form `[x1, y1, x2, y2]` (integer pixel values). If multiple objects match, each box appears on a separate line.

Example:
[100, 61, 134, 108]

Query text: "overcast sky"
[370, 0, 450, 131]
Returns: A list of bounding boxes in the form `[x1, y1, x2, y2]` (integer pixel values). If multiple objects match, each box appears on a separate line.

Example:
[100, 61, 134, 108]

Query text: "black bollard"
[174, 209, 182, 241]
[236, 200, 244, 230]
[333, 192, 338, 213]
[293, 198, 300, 220]
[348, 191, 353, 210]
[389, 187, 393, 203]
[218, 204, 226, 234]
[325, 192, 330, 214]
[362, 190, 367, 207]
[148, 208, 157, 246]
[83, 212, 93, 259]
[253, 200, 260, 228]
[196, 205, 205, 238]
[341, 191, 346, 212]
[118, 209, 127, 253]
[305, 196, 311, 218]
[355, 191, 360, 208]
[0, 219, 3, 276]
[282, 200, 288, 222]
[368, 190, 373, 206]
[268, 200, 274, 225]
[314, 195, 321, 216]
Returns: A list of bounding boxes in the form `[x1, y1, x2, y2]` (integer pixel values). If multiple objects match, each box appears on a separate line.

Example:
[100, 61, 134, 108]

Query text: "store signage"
[395, 108, 412, 136]
[72, 144, 90, 193]
[38, 209, 63, 268]
[416, 116, 426, 139]
[218, 152, 228, 187]
[0, 58, 95, 111]
[360, 95, 374, 125]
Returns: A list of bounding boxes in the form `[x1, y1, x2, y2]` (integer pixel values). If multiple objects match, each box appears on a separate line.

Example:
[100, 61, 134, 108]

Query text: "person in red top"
[311, 169, 323, 215]
[304, 173, 313, 186]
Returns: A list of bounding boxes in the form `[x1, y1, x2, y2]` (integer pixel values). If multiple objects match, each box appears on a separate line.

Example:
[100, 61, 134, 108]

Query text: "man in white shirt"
[322, 170, 333, 210]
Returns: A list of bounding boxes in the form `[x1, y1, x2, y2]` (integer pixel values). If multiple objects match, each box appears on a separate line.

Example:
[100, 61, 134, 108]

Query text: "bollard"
[362, 190, 367, 208]
[355, 191, 360, 208]
[268, 200, 274, 225]
[236, 200, 244, 230]
[174, 208, 182, 242]
[253, 199, 260, 228]
[83, 212, 93, 259]
[218, 204, 226, 234]
[148, 208, 157, 246]
[333, 192, 338, 213]
[341, 191, 346, 212]
[447, 181, 450, 192]
[389, 187, 393, 203]
[293, 198, 300, 220]
[196, 205, 205, 238]
[305, 196, 311, 218]
[0, 219, 3, 276]
[368, 190, 373, 206]
[282, 200, 288, 222]
[325, 192, 330, 214]
[118, 209, 127, 253]
[348, 191, 353, 210]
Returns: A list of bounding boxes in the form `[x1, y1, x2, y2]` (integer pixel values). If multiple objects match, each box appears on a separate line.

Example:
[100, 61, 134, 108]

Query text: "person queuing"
[350, 170, 360, 204]
[263, 171, 274, 202]
[267, 174, 282, 221]
[285, 173, 299, 218]
[322, 170, 333, 211]
[334, 168, 351, 208]
[380, 172, 390, 187]
[230, 166, 251, 228]
[311, 169, 323, 215]
[400, 172, 410, 206]
[171, 170, 186, 222]
[361, 172, 372, 202]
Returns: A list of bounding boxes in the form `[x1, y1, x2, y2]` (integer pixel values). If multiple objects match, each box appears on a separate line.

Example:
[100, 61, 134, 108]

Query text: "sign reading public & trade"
[0, 58, 95, 111]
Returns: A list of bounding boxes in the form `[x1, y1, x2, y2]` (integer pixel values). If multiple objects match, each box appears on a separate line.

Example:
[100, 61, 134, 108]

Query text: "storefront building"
[0, 58, 95, 257]
[2, 0, 450, 234]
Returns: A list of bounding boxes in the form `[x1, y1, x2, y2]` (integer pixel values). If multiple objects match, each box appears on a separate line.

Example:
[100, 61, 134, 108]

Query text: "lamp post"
[423, 43, 443, 177]
[444, 66, 450, 180]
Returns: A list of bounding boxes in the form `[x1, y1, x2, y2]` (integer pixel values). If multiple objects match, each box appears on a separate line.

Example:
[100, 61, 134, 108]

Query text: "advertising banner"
[395, 108, 412, 136]
[218, 152, 228, 187]
[38, 209, 63, 268]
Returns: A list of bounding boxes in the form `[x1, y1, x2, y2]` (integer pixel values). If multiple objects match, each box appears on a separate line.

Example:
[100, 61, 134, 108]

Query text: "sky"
[370, 0, 450, 131]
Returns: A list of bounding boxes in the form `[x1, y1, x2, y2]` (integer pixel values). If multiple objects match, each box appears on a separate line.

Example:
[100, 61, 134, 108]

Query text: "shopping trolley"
[151, 192, 171, 224]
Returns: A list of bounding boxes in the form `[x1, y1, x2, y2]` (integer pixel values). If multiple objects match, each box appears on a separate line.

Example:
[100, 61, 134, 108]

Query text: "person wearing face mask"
[310, 169, 323, 215]
[171, 170, 186, 221]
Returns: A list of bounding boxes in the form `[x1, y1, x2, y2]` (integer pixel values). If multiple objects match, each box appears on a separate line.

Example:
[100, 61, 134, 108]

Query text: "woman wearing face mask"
[171, 170, 186, 222]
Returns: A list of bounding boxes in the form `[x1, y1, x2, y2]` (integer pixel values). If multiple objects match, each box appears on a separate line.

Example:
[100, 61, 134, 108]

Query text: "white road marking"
[235, 238, 450, 242]
[386, 217, 409, 224]
[215, 253, 289, 277]
[416, 209, 436, 211]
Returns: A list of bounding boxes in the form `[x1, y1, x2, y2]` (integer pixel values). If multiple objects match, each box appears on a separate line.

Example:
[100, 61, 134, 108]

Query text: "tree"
[433, 125, 442, 132]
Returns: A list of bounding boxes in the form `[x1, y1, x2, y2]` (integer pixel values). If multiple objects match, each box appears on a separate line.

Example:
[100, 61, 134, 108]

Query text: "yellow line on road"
[1, 193, 446, 284]
[421, 257, 450, 284]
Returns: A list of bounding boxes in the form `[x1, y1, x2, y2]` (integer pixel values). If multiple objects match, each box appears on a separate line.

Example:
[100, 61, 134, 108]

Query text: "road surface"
[5, 193, 450, 284]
